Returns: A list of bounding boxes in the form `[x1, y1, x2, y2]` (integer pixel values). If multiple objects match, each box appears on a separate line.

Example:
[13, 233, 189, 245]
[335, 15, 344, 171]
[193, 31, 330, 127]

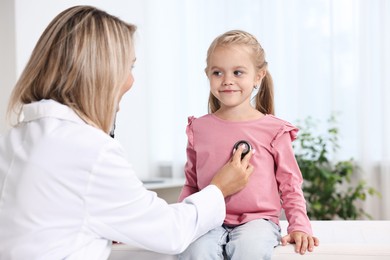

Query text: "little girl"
[178, 30, 319, 259]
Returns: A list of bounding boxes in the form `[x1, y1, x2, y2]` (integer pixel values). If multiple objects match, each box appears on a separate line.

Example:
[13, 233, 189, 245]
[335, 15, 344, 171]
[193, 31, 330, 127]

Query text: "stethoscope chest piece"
[233, 140, 252, 160]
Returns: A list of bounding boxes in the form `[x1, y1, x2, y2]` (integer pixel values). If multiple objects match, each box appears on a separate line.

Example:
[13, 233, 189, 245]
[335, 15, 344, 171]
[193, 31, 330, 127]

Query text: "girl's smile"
[219, 89, 240, 93]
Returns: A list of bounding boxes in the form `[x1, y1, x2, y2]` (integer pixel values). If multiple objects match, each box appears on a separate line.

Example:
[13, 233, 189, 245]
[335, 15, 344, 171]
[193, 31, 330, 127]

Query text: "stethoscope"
[233, 140, 252, 160]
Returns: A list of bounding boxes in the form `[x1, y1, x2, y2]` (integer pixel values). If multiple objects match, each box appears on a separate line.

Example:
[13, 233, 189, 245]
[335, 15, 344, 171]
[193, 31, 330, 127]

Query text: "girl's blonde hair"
[205, 30, 274, 115]
[7, 5, 137, 133]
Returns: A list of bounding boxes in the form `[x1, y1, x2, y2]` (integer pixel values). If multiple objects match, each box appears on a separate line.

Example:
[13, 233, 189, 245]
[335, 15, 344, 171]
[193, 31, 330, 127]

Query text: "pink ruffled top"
[178, 114, 313, 235]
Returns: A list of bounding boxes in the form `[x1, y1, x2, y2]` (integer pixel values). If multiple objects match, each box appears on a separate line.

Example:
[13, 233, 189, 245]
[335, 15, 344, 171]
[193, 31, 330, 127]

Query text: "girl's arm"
[273, 129, 319, 254]
[273, 129, 312, 235]
[178, 142, 199, 201]
[178, 117, 199, 201]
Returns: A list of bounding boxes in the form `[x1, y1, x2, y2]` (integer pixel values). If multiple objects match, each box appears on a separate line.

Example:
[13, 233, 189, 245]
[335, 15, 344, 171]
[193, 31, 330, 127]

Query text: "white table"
[109, 220, 390, 260]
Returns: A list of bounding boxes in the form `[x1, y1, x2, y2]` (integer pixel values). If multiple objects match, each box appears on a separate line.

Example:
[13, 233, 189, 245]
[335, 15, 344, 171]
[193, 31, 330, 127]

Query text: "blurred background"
[1, 0, 389, 219]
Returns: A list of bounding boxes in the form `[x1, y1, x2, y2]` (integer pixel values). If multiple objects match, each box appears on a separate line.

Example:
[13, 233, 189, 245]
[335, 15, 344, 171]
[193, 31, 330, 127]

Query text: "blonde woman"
[0, 6, 253, 259]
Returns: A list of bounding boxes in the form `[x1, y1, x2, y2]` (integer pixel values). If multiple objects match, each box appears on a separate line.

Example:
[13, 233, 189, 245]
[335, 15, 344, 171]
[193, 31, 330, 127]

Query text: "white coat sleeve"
[85, 141, 225, 254]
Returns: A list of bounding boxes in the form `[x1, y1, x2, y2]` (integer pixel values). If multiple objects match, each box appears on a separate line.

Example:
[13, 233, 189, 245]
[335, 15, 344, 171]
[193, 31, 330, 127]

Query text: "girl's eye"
[212, 71, 222, 76]
[234, 70, 243, 76]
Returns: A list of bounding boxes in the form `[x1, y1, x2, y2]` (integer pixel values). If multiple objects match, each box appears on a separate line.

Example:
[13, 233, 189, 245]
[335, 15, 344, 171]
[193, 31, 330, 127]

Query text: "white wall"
[0, 0, 16, 134]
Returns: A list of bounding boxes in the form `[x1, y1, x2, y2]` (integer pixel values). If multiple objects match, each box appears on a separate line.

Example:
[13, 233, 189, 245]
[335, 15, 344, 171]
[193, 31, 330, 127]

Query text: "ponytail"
[255, 71, 274, 115]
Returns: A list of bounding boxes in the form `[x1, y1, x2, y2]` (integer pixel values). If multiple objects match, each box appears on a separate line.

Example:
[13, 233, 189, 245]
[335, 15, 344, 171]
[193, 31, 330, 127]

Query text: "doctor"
[0, 5, 254, 260]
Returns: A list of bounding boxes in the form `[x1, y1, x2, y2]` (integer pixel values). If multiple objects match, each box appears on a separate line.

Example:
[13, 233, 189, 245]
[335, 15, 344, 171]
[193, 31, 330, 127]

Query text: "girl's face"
[207, 45, 264, 112]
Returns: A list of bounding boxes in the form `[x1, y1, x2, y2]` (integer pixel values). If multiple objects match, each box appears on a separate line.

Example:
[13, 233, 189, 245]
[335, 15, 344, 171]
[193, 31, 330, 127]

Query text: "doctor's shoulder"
[44, 121, 124, 161]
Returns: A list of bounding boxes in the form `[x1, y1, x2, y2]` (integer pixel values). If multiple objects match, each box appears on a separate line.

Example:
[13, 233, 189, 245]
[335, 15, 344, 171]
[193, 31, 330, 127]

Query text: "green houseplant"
[293, 115, 379, 220]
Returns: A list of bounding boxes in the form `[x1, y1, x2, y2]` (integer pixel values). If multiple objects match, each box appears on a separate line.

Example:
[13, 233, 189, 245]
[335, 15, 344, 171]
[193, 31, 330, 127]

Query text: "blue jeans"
[178, 219, 281, 260]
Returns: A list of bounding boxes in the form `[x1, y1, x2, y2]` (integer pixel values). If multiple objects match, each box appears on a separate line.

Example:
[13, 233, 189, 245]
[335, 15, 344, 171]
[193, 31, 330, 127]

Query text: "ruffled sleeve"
[271, 120, 313, 235]
[186, 116, 196, 147]
[270, 121, 298, 148]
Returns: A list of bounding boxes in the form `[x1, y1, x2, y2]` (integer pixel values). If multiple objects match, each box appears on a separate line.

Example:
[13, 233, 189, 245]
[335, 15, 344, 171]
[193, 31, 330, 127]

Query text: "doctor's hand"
[281, 231, 319, 255]
[210, 144, 254, 198]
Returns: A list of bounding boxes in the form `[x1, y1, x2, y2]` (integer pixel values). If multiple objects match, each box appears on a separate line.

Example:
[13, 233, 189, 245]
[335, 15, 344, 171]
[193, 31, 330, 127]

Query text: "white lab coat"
[0, 99, 225, 260]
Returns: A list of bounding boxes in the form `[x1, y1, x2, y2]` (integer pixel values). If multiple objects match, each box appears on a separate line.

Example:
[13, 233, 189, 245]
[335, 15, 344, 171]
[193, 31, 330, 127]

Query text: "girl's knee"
[178, 230, 225, 260]
[226, 240, 274, 260]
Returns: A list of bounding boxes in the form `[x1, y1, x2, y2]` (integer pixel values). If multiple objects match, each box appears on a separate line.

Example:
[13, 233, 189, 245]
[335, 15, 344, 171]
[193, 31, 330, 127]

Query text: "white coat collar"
[22, 99, 86, 125]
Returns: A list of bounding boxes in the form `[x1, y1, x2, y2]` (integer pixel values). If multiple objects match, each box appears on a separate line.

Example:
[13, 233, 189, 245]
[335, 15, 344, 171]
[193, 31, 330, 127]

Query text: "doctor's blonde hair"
[7, 5, 136, 133]
[205, 30, 274, 115]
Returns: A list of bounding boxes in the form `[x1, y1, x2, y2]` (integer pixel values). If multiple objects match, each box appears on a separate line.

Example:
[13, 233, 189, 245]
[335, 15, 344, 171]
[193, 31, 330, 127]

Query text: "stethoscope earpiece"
[233, 140, 252, 160]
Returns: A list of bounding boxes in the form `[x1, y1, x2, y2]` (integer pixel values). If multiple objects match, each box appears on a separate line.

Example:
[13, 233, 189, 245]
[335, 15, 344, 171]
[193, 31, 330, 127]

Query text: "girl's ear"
[255, 69, 266, 86]
[204, 68, 210, 78]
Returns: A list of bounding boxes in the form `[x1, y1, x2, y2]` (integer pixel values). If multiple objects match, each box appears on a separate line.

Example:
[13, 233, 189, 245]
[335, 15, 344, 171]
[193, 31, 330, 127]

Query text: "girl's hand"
[281, 231, 319, 254]
[210, 144, 254, 198]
